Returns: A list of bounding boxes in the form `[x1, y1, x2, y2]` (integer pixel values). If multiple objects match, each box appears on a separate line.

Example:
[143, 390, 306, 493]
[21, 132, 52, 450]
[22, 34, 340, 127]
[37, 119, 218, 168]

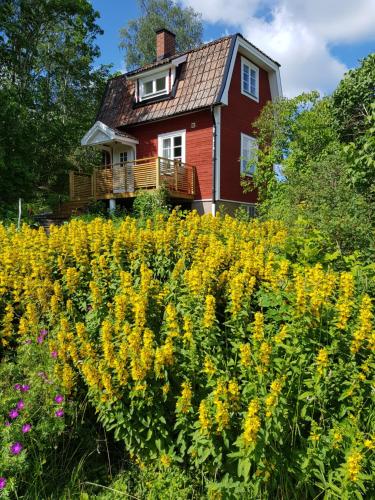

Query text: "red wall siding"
[127, 110, 213, 200]
[220, 53, 272, 203]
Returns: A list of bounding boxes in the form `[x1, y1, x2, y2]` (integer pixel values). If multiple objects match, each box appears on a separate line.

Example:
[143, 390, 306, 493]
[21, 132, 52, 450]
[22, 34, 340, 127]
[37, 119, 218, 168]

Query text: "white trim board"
[81, 121, 139, 147]
[213, 106, 221, 201]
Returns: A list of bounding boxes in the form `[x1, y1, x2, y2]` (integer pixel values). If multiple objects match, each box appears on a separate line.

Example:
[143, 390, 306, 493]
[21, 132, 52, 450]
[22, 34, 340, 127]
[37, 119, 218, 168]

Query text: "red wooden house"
[72, 29, 282, 215]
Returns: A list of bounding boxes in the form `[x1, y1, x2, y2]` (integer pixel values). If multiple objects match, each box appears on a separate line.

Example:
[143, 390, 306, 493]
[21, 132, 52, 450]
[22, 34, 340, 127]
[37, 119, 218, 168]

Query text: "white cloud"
[182, 0, 375, 96]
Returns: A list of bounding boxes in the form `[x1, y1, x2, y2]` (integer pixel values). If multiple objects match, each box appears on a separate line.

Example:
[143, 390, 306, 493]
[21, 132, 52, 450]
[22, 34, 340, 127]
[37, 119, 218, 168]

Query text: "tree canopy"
[246, 54, 375, 259]
[120, 0, 203, 70]
[0, 0, 109, 207]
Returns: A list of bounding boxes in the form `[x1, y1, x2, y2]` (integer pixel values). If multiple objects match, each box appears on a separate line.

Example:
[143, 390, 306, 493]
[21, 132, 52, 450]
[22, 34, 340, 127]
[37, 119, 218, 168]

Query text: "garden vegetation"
[0, 212, 374, 498]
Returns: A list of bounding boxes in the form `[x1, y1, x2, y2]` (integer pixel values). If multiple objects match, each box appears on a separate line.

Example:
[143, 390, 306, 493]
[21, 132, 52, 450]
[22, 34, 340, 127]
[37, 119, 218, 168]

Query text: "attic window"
[139, 71, 168, 101]
[241, 57, 259, 102]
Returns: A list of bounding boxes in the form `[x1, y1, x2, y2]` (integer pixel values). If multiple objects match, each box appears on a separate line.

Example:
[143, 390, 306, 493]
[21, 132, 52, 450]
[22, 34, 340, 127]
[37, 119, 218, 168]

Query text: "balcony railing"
[69, 157, 196, 202]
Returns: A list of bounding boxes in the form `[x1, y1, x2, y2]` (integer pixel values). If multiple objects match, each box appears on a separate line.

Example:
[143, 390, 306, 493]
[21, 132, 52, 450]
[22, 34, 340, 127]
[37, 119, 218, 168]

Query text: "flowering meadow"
[0, 212, 374, 498]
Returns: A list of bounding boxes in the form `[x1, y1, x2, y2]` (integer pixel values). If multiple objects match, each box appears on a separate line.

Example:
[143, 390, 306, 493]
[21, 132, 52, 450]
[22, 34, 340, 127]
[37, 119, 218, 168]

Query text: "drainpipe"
[211, 105, 217, 216]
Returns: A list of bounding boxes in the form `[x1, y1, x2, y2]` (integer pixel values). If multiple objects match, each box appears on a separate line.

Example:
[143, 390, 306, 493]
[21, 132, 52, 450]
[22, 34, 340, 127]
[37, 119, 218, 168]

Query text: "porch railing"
[69, 157, 196, 201]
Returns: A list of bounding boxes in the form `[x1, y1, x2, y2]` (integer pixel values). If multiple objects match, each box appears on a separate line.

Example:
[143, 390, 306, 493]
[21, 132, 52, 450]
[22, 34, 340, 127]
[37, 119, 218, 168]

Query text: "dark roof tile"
[97, 35, 234, 129]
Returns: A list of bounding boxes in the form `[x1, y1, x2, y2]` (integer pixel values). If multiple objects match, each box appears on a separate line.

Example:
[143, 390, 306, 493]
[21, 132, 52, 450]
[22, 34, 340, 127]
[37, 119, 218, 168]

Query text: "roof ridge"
[124, 33, 236, 78]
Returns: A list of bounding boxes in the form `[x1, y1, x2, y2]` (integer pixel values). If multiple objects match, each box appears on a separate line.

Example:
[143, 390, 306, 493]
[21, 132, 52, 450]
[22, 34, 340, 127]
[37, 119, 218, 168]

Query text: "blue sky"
[91, 0, 375, 96]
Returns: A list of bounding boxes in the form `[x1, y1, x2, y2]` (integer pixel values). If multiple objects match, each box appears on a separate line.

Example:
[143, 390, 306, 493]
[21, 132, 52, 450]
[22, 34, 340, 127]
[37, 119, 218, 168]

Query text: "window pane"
[156, 76, 166, 92]
[241, 136, 257, 175]
[243, 64, 250, 92]
[163, 138, 172, 158]
[250, 69, 257, 96]
[174, 146, 182, 159]
[174, 136, 182, 147]
[144, 80, 153, 94]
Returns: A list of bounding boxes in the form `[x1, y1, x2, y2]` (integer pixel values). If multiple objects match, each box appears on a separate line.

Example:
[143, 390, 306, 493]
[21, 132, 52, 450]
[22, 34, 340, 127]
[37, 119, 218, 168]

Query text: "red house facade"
[76, 30, 282, 215]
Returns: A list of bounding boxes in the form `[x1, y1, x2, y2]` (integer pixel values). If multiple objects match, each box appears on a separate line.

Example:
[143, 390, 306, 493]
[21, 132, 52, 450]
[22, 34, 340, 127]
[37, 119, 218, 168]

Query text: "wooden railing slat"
[69, 157, 195, 201]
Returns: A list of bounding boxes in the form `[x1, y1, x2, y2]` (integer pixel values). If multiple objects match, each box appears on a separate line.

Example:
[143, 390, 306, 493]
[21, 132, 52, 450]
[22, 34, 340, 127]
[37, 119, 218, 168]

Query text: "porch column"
[109, 199, 116, 212]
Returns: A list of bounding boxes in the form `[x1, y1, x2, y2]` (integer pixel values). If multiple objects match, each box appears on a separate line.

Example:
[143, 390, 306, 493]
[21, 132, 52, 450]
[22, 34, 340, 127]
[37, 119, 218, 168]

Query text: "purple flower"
[51, 350, 58, 358]
[22, 423, 32, 433]
[0, 477, 6, 489]
[21, 384, 30, 392]
[55, 408, 64, 417]
[14, 383, 21, 391]
[9, 409, 19, 420]
[4, 420, 11, 427]
[10, 442, 23, 455]
[54, 395, 64, 404]
[16, 400, 25, 410]
[37, 335, 44, 344]
[24, 339, 32, 345]
[40, 328, 48, 336]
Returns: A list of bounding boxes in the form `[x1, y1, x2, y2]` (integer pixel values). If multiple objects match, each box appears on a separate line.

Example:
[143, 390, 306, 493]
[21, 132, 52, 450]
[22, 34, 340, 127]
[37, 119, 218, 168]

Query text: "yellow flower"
[364, 439, 374, 450]
[203, 356, 216, 377]
[346, 450, 363, 482]
[176, 381, 192, 414]
[160, 454, 171, 468]
[253, 312, 264, 341]
[316, 348, 329, 375]
[243, 399, 260, 446]
[275, 324, 288, 344]
[239, 343, 251, 367]
[198, 399, 211, 433]
[203, 294, 216, 328]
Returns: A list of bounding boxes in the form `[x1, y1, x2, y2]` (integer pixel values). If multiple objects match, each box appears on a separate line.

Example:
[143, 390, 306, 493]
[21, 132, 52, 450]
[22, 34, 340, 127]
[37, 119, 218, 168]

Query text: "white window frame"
[139, 70, 169, 101]
[241, 56, 259, 102]
[158, 130, 186, 163]
[240, 133, 257, 177]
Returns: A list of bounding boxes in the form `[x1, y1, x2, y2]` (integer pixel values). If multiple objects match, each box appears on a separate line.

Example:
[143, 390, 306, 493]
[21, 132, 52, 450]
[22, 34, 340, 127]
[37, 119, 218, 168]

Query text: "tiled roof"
[96, 35, 235, 129]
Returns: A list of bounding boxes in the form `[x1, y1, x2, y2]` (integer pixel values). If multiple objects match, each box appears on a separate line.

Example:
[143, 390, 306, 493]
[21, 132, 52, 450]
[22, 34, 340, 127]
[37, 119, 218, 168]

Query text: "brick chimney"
[156, 28, 176, 61]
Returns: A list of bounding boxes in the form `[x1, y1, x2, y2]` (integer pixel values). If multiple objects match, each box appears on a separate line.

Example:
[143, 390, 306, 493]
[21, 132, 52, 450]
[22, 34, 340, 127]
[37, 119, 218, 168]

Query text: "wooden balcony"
[69, 157, 196, 202]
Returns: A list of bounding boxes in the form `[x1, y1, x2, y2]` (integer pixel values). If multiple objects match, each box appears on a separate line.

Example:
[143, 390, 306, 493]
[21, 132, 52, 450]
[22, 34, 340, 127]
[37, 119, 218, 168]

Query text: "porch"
[69, 157, 196, 202]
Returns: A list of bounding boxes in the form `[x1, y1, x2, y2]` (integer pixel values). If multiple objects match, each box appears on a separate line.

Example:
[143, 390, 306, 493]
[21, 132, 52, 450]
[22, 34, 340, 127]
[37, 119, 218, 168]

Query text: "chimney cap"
[155, 28, 176, 38]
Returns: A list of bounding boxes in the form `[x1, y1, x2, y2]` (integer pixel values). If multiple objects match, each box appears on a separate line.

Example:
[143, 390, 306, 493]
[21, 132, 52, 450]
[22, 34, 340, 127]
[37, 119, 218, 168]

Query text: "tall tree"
[120, 0, 203, 70]
[0, 0, 109, 206]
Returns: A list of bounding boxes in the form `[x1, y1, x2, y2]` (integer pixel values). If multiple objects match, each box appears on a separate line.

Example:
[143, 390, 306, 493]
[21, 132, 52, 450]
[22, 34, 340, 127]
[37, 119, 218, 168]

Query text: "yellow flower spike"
[336, 272, 354, 329]
[243, 399, 261, 446]
[239, 343, 251, 367]
[253, 312, 264, 341]
[345, 450, 363, 482]
[198, 399, 211, 434]
[274, 324, 288, 344]
[203, 356, 216, 377]
[316, 348, 329, 375]
[176, 381, 192, 414]
[203, 294, 216, 329]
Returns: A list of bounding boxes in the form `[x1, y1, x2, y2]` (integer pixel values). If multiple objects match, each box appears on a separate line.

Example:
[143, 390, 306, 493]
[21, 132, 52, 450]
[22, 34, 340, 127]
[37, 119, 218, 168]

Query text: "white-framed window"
[119, 151, 128, 166]
[241, 57, 259, 102]
[240, 133, 257, 176]
[139, 71, 168, 101]
[158, 130, 186, 162]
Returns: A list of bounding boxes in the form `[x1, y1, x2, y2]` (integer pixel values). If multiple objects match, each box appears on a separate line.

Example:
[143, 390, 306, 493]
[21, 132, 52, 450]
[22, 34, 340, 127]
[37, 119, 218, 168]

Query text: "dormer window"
[140, 71, 169, 101]
[241, 57, 259, 102]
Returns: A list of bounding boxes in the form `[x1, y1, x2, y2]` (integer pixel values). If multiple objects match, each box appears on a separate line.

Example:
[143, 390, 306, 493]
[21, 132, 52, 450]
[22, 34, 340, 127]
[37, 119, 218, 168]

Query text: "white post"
[109, 199, 116, 212]
[17, 198, 22, 229]
[211, 202, 216, 216]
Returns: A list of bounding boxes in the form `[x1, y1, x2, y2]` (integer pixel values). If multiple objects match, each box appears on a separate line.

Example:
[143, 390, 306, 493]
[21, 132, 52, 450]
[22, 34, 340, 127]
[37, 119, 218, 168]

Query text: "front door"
[113, 148, 134, 193]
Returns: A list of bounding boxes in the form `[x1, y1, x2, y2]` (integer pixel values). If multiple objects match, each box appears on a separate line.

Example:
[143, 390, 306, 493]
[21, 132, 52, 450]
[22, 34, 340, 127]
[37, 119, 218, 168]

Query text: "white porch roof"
[81, 121, 139, 147]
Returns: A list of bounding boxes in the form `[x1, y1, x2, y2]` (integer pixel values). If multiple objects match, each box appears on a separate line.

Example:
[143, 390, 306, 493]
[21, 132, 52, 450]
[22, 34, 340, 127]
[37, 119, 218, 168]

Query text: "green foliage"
[248, 61, 375, 258]
[120, 0, 203, 70]
[133, 186, 170, 220]
[332, 53, 375, 143]
[0, 0, 109, 208]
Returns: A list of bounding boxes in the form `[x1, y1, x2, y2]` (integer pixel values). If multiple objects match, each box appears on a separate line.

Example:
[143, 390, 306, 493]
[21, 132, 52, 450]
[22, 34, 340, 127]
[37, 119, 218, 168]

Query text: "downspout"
[211, 105, 217, 216]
